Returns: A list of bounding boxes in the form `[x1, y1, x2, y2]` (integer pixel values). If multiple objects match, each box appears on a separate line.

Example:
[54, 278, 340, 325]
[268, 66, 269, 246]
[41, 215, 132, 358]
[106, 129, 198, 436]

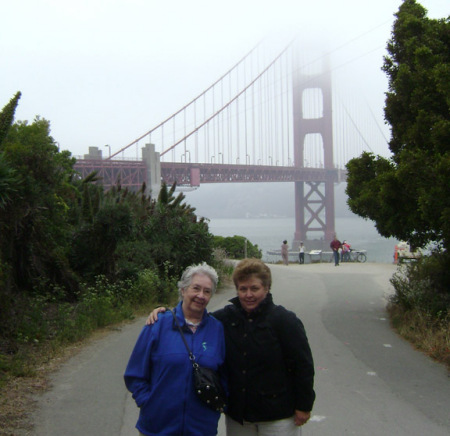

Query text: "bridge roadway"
[161, 163, 345, 185]
[31, 263, 450, 435]
[74, 159, 346, 189]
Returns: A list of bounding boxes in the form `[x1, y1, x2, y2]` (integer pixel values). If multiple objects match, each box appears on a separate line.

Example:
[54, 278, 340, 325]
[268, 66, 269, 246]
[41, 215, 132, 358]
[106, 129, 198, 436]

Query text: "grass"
[387, 303, 450, 370]
[387, 254, 450, 370]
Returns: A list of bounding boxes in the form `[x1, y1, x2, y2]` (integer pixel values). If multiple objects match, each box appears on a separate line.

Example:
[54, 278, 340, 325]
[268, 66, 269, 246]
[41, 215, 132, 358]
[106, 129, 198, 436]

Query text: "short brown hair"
[232, 258, 272, 290]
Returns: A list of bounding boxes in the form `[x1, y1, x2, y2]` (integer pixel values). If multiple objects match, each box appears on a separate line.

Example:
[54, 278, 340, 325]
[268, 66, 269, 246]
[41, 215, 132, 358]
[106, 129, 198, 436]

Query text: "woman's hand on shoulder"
[145, 307, 167, 325]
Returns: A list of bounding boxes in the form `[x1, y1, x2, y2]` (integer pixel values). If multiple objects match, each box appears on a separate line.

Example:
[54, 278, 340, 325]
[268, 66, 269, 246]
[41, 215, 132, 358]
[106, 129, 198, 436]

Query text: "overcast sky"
[1, 0, 448, 158]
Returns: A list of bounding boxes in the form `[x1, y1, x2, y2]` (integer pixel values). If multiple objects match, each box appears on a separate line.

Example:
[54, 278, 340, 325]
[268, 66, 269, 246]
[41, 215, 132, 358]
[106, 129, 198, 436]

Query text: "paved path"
[31, 263, 449, 435]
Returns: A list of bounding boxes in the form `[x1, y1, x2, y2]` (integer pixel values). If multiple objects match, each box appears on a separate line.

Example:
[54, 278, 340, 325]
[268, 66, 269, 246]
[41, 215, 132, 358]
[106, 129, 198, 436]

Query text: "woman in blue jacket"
[124, 263, 226, 436]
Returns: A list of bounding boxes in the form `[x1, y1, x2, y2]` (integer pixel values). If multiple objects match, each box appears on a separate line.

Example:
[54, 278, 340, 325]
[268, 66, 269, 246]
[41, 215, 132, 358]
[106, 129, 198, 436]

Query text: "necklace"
[185, 318, 201, 333]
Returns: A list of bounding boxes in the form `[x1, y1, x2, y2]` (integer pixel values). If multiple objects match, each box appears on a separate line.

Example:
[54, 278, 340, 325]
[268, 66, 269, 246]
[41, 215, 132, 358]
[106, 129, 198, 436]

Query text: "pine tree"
[0, 92, 21, 147]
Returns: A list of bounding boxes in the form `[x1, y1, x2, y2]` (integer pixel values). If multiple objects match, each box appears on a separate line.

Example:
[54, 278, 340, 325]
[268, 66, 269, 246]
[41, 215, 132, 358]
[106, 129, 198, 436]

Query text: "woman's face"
[181, 273, 213, 318]
[236, 275, 269, 312]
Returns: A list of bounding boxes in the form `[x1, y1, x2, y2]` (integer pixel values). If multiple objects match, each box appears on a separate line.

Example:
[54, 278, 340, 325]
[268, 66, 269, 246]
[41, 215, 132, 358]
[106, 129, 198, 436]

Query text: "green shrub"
[116, 240, 157, 281]
[390, 252, 450, 318]
[16, 295, 50, 344]
[211, 248, 235, 284]
[213, 235, 262, 259]
[132, 267, 177, 305]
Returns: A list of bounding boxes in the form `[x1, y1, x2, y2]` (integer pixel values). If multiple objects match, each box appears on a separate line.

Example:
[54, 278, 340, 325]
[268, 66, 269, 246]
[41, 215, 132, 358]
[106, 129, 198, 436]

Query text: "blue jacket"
[124, 301, 226, 436]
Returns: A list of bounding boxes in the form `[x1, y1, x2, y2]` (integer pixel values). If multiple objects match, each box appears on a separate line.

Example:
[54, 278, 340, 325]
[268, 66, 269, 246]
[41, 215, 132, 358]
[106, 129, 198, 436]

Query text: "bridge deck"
[74, 159, 346, 189]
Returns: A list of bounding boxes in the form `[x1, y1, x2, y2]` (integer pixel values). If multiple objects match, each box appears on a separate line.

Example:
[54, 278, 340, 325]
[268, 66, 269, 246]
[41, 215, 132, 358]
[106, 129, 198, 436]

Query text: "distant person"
[281, 240, 289, 265]
[341, 240, 351, 262]
[299, 241, 305, 264]
[147, 258, 315, 436]
[330, 235, 342, 266]
[124, 263, 226, 436]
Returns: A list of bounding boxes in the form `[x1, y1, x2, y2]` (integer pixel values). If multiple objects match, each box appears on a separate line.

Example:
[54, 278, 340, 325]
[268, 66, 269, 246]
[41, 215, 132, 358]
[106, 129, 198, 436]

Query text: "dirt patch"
[0, 329, 115, 436]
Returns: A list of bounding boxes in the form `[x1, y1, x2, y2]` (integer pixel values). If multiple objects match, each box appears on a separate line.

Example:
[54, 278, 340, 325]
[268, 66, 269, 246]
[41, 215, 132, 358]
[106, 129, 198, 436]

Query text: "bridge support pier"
[293, 180, 336, 251]
[292, 54, 336, 249]
[142, 143, 161, 197]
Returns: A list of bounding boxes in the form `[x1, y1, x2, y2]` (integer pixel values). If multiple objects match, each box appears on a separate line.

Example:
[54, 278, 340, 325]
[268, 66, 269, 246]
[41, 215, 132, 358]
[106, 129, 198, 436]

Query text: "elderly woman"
[124, 262, 226, 436]
[147, 258, 315, 436]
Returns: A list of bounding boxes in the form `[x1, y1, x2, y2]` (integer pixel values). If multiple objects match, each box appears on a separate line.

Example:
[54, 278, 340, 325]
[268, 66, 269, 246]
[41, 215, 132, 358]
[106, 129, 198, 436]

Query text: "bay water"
[207, 216, 398, 264]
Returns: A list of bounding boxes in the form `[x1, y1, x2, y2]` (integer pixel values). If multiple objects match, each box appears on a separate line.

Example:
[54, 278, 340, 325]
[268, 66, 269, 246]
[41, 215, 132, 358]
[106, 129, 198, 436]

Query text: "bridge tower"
[292, 56, 336, 249]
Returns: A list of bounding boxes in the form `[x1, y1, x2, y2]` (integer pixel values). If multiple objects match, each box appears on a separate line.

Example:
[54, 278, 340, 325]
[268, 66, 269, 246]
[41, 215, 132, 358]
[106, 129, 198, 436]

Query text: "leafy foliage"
[0, 117, 78, 296]
[346, 1, 450, 252]
[0, 93, 22, 212]
[0, 92, 21, 146]
[69, 180, 215, 284]
[70, 203, 133, 281]
[390, 255, 450, 317]
[140, 182, 214, 280]
[0, 95, 217, 356]
[213, 235, 262, 259]
[0, 152, 20, 210]
[346, 1, 450, 334]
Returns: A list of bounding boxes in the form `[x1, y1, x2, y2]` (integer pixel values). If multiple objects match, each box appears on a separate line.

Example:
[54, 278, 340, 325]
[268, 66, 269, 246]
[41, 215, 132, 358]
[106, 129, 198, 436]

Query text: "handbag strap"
[171, 309, 196, 363]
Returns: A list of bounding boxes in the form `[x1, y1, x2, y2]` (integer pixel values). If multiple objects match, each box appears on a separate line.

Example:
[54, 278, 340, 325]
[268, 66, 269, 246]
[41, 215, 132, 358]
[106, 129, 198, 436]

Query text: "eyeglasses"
[188, 284, 212, 296]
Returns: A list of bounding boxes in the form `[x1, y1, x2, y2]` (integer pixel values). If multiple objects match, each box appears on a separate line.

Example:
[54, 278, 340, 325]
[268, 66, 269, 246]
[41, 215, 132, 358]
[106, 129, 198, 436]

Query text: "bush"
[0, 265, 181, 385]
[211, 248, 235, 286]
[390, 252, 450, 318]
[388, 251, 450, 369]
[116, 240, 158, 281]
[213, 235, 262, 259]
[131, 266, 178, 307]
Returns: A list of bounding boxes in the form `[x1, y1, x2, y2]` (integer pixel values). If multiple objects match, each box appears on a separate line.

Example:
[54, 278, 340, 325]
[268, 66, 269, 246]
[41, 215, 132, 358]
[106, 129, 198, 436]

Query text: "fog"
[2, 0, 448, 159]
[181, 181, 353, 220]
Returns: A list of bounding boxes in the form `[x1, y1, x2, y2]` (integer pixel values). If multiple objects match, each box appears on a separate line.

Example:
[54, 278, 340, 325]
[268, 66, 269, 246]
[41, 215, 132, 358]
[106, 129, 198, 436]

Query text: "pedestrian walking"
[330, 235, 342, 266]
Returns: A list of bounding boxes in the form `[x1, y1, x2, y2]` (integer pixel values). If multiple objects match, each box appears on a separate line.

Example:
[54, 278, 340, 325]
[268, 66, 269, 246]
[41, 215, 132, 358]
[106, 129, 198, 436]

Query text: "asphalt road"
[31, 263, 450, 435]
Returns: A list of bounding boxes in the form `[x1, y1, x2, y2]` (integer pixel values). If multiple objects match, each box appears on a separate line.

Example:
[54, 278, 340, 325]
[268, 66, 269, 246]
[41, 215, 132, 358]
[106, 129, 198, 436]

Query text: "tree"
[0, 92, 21, 146]
[0, 92, 22, 211]
[141, 182, 214, 280]
[0, 152, 20, 210]
[346, 0, 450, 251]
[70, 180, 214, 284]
[0, 117, 78, 295]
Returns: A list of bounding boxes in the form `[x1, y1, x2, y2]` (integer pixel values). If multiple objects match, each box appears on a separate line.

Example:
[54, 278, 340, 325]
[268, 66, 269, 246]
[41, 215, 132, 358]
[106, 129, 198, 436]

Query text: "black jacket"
[213, 293, 315, 423]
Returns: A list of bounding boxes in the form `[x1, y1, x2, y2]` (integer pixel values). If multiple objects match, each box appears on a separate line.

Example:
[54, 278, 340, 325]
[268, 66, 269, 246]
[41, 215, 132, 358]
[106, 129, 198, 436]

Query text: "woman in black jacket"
[147, 258, 315, 435]
[214, 258, 315, 435]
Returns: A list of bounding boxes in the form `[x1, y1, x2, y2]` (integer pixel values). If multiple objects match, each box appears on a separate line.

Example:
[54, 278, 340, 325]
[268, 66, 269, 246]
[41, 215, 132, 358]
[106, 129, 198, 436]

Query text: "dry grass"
[387, 303, 450, 370]
[0, 372, 48, 436]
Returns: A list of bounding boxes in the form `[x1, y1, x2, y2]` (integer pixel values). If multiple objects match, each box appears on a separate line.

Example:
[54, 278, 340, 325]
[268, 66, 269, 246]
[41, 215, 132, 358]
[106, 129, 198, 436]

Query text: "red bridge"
[74, 38, 386, 246]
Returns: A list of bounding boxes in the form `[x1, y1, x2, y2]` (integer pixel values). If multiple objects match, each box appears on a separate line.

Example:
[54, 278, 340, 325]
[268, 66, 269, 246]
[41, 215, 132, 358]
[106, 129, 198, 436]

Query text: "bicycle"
[345, 249, 367, 263]
[329, 249, 367, 263]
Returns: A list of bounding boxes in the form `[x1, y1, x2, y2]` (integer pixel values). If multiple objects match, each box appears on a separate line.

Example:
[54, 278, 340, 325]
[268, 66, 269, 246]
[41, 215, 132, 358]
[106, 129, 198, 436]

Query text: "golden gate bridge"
[74, 37, 388, 247]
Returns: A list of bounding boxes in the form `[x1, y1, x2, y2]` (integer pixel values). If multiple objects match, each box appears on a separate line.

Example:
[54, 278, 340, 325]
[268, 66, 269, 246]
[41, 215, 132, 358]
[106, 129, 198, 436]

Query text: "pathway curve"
[31, 263, 449, 435]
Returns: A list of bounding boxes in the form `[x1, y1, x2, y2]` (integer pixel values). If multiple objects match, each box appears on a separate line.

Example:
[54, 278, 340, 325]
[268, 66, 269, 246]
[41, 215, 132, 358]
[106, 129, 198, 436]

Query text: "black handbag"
[171, 310, 227, 412]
